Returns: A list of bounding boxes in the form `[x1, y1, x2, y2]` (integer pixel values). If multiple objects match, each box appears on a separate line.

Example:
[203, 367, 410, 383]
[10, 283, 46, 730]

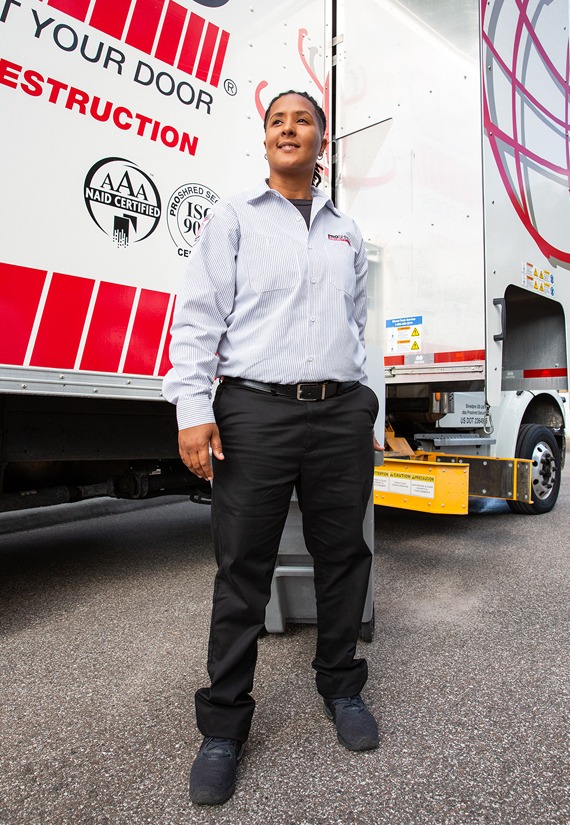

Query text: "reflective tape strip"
[385, 350, 486, 367]
[523, 368, 567, 378]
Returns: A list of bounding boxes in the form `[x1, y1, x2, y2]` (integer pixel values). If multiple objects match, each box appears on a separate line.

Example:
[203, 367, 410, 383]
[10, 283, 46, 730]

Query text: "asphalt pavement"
[0, 471, 568, 825]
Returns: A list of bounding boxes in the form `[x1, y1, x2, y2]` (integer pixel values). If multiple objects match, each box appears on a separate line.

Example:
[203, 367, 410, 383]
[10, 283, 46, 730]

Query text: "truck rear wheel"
[507, 424, 561, 515]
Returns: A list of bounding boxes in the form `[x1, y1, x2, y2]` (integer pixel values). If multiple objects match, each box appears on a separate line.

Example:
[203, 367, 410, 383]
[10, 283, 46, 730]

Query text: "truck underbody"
[0, 394, 210, 513]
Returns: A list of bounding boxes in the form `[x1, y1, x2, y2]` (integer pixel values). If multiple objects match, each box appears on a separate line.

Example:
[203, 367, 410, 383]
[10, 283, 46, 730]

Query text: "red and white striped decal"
[40, 0, 230, 88]
[0, 261, 173, 377]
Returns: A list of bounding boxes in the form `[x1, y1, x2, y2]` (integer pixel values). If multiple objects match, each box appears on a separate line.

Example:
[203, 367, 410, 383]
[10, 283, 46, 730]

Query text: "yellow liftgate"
[374, 453, 533, 515]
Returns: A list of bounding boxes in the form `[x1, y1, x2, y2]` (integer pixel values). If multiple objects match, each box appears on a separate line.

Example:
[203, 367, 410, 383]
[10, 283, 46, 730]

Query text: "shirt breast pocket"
[243, 234, 301, 293]
[327, 241, 356, 296]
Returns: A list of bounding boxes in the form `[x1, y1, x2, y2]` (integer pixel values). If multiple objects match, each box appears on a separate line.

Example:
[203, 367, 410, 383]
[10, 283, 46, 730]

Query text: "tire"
[507, 424, 561, 515]
[360, 605, 375, 643]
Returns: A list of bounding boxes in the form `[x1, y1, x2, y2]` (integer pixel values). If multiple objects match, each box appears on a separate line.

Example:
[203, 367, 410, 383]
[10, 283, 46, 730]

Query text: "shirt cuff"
[176, 396, 216, 430]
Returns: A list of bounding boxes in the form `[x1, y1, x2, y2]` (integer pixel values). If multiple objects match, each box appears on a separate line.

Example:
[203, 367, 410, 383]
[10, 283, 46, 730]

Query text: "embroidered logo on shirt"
[328, 234, 351, 245]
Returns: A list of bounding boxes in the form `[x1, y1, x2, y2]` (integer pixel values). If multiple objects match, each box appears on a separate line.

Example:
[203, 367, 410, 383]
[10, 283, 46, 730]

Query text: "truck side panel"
[0, 0, 329, 397]
[334, 0, 485, 390]
[0, 0, 331, 507]
[482, 0, 570, 407]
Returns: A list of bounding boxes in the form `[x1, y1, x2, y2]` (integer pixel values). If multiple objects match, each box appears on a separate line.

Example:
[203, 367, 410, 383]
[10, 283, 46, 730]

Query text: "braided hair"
[263, 90, 327, 187]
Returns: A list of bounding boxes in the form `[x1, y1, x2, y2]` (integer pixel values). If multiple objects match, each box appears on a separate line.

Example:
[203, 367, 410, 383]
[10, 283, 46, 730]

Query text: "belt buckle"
[296, 382, 326, 401]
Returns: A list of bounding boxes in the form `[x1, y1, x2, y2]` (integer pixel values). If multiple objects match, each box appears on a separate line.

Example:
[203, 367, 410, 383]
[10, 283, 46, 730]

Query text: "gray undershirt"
[289, 199, 312, 229]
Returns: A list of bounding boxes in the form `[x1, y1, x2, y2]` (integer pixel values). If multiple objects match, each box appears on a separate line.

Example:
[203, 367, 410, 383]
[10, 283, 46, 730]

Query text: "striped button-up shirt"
[162, 181, 369, 429]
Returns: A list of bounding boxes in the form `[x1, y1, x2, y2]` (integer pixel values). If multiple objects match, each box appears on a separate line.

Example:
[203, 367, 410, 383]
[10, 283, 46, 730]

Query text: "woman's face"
[264, 94, 327, 181]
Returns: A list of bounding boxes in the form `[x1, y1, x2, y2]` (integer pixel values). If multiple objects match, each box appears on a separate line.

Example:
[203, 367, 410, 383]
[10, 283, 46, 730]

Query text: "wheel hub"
[531, 441, 557, 500]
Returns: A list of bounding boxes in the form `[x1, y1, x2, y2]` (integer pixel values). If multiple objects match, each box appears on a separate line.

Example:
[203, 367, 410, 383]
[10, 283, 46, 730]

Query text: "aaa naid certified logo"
[167, 183, 219, 256]
[84, 158, 162, 248]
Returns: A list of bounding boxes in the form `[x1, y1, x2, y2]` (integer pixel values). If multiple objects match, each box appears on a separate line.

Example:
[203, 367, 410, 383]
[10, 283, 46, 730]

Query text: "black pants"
[195, 381, 378, 742]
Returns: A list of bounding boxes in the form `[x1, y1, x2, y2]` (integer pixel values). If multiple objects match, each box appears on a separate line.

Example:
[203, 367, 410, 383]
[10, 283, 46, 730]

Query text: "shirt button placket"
[306, 235, 317, 373]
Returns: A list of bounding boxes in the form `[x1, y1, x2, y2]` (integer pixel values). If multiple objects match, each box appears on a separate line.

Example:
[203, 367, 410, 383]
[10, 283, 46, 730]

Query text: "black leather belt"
[221, 377, 359, 401]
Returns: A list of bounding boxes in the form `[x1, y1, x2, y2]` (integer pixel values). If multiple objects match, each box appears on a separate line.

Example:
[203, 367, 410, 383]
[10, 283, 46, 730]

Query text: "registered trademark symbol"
[224, 78, 237, 96]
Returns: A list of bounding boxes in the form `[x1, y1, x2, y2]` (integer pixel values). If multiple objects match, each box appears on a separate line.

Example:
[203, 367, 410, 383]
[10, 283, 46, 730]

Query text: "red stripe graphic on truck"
[79, 281, 137, 372]
[91, 0, 132, 40]
[0, 264, 47, 365]
[126, 0, 166, 54]
[155, 2, 187, 64]
[30, 272, 95, 369]
[0, 261, 173, 376]
[123, 289, 172, 374]
[47, 0, 90, 18]
[40, 0, 230, 88]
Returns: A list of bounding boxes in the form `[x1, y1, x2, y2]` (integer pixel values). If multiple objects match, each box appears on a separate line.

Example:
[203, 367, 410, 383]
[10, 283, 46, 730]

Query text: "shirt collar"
[246, 180, 341, 217]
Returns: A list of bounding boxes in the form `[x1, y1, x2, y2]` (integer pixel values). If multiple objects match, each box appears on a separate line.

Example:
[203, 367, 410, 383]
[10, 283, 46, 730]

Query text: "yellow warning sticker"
[522, 262, 555, 298]
[386, 316, 423, 355]
[373, 470, 435, 499]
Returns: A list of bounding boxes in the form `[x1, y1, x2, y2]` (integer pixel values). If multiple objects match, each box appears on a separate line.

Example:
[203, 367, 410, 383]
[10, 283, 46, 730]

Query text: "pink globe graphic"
[482, 0, 570, 267]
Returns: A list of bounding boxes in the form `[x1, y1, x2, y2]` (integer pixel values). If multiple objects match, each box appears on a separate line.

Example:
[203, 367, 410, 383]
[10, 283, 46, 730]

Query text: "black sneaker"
[324, 694, 379, 751]
[189, 737, 245, 805]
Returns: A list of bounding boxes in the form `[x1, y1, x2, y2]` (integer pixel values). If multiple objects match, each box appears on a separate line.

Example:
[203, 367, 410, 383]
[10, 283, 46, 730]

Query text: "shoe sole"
[190, 784, 236, 806]
[336, 733, 379, 751]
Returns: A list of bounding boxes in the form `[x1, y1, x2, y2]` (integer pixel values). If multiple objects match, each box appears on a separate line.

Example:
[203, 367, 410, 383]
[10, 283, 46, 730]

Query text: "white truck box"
[0, 0, 329, 510]
[333, 0, 568, 514]
[0, 0, 567, 515]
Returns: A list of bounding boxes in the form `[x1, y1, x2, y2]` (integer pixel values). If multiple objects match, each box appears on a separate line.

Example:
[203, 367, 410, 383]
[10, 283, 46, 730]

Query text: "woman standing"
[163, 90, 381, 806]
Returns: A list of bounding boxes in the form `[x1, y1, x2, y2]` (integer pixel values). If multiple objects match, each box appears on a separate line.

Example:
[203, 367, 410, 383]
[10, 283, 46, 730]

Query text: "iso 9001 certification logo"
[84, 158, 161, 248]
[167, 183, 219, 257]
